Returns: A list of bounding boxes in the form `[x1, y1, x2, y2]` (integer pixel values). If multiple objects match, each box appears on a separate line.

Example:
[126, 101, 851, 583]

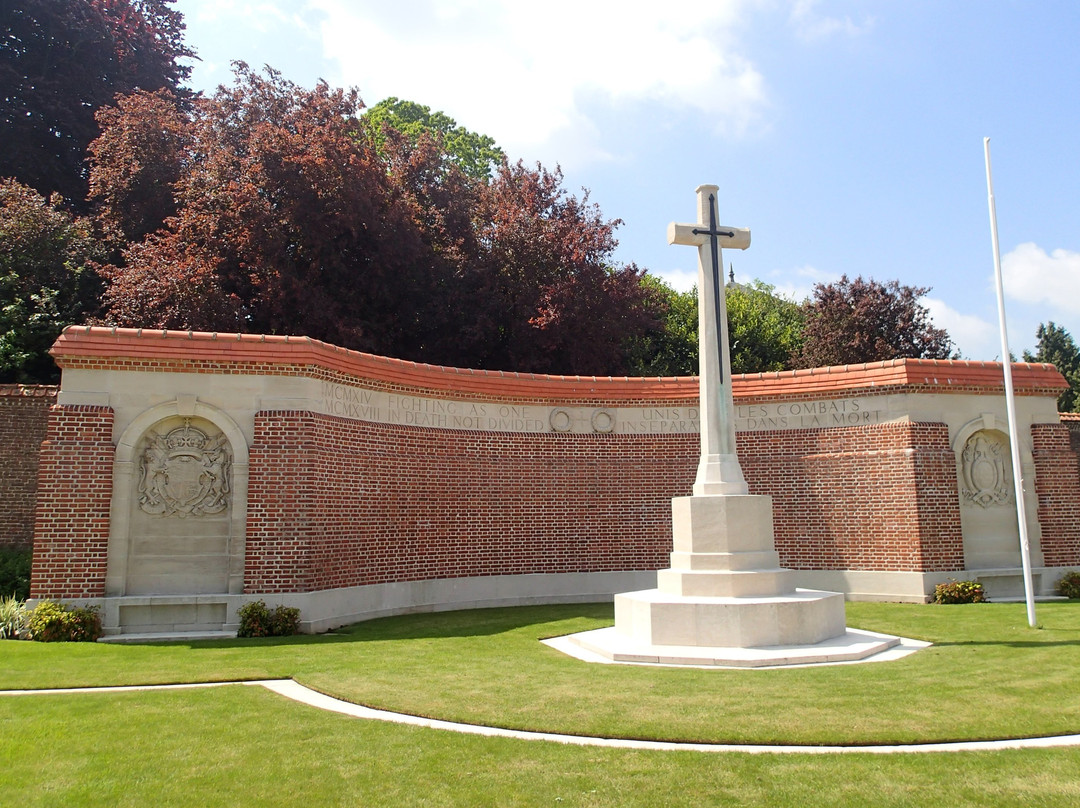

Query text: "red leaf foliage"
[0, 0, 193, 208]
[90, 66, 662, 373]
[796, 275, 956, 367]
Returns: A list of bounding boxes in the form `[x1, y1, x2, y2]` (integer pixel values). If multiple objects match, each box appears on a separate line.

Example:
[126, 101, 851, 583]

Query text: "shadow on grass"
[132, 602, 615, 650]
[930, 639, 1080, 648]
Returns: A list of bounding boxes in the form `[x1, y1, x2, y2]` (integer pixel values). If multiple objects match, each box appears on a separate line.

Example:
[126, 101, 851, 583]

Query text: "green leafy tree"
[727, 280, 805, 374]
[0, 0, 193, 209]
[0, 179, 102, 382]
[364, 97, 505, 181]
[795, 275, 956, 368]
[626, 276, 698, 377]
[628, 277, 804, 377]
[1023, 322, 1080, 413]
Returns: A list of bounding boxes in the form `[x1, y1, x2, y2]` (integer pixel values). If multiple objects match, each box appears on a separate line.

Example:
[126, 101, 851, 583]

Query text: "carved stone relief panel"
[138, 418, 232, 518]
[960, 429, 1013, 509]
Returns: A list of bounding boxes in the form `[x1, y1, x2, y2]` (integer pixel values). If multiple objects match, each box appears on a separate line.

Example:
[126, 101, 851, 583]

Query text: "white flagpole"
[984, 137, 1037, 627]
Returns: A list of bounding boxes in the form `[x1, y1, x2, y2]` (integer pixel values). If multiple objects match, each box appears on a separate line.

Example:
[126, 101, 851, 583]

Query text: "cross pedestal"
[557, 185, 902, 667]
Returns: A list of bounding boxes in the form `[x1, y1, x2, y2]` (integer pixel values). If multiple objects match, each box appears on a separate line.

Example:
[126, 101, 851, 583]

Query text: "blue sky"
[172, 0, 1080, 361]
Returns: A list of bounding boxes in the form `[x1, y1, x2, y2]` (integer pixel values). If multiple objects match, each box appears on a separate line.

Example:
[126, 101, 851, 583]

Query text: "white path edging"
[4, 679, 1080, 755]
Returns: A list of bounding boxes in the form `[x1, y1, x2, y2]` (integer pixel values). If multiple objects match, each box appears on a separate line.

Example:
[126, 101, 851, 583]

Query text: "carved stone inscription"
[386, 395, 545, 431]
[735, 399, 884, 431]
[617, 408, 700, 434]
[317, 382, 885, 435]
[323, 384, 380, 421]
[138, 420, 232, 517]
[320, 382, 548, 431]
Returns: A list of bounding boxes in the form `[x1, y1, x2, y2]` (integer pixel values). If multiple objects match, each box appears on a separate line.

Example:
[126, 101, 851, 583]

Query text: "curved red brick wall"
[27, 327, 1078, 600]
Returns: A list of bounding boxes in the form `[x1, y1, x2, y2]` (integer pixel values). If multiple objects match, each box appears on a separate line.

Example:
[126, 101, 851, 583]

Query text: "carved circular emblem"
[549, 408, 573, 433]
[590, 409, 615, 434]
[138, 420, 232, 517]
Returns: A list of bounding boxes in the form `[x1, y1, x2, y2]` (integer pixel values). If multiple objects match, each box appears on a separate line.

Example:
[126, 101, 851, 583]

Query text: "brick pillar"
[1031, 423, 1080, 566]
[909, 422, 965, 571]
[31, 405, 114, 598]
[245, 411, 315, 593]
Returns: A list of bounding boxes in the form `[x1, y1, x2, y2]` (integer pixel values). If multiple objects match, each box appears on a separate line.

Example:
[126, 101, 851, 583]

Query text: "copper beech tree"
[0, 0, 192, 209]
[89, 66, 662, 375]
[795, 275, 956, 368]
[92, 66, 435, 354]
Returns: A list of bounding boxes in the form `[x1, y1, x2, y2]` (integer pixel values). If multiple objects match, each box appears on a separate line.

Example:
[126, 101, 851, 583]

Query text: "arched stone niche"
[953, 414, 1023, 570]
[106, 396, 248, 597]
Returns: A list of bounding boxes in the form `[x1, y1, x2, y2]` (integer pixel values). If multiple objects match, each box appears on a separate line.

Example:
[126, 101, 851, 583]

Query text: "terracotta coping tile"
[50, 326, 1069, 401]
[0, 384, 59, 397]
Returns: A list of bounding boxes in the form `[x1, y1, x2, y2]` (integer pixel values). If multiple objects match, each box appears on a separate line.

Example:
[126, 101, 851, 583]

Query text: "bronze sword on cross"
[667, 189, 751, 381]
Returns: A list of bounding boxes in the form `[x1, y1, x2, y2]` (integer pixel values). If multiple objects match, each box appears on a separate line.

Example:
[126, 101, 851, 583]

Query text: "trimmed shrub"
[237, 600, 300, 638]
[933, 579, 986, 604]
[27, 600, 102, 642]
[269, 605, 301, 636]
[0, 547, 32, 600]
[237, 600, 271, 637]
[0, 595, 30, 639]
[1058, 570, 1080, 599]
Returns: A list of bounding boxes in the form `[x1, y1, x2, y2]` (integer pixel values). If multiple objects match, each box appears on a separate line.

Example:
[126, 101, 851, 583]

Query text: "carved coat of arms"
[138, 420, 231, 517]
[960, 432, 1012, 509]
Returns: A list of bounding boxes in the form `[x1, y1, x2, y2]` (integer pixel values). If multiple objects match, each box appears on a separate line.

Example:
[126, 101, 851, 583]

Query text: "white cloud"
[766, 264, 839, 303]
[655, 266, 698, 293]
[177, 0, 330, 89]
[922, 298, 998, 361]
[182, 0, 318, 36]
[1001, 242, 1080, 314]
[789, 0, 874, 41]
[308, 0, 767, 169]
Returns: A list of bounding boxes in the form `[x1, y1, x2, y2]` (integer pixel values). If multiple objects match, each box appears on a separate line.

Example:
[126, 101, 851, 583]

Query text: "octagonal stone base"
[615, 586, 846, 648]
[556, 624, 905, 668]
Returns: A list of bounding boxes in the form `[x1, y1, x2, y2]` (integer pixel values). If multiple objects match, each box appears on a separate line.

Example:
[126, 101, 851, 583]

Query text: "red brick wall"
[740, 422, 963, 573]
[242, 411, 969, 595]
[0, 385, 57, 549]
[30, 405, 114, 598]
[246, 411, 697, 593]
[29, 401, 1078, 600]
[1060, 414, 1080, 457]
[1031, 423, 1080, 567]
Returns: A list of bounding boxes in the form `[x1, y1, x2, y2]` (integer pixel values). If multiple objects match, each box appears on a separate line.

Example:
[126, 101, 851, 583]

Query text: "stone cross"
[668, 184, 751, 496]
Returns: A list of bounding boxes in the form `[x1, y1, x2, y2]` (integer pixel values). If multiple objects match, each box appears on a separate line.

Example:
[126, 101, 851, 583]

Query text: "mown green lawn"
[2, 601, 1079, 806]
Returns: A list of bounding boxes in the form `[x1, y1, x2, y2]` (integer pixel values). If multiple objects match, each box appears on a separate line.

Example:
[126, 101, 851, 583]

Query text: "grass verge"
[2, 601, 1078, 746]
[2, 686, 1079, 807]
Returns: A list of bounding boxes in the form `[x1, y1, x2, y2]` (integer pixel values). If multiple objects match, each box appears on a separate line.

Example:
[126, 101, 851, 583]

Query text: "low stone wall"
[28, 327, 1080, 631]
[0, 385, 56, 549]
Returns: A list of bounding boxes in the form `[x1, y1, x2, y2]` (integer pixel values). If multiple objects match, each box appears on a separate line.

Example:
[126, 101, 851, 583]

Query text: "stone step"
[656, 567, 794, 598]
[98, 630, 236, 644]
[669, 549, 781, 572]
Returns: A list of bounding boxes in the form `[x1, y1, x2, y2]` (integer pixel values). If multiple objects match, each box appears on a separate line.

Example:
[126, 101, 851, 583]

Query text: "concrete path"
[4, 679, 1080, 755]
